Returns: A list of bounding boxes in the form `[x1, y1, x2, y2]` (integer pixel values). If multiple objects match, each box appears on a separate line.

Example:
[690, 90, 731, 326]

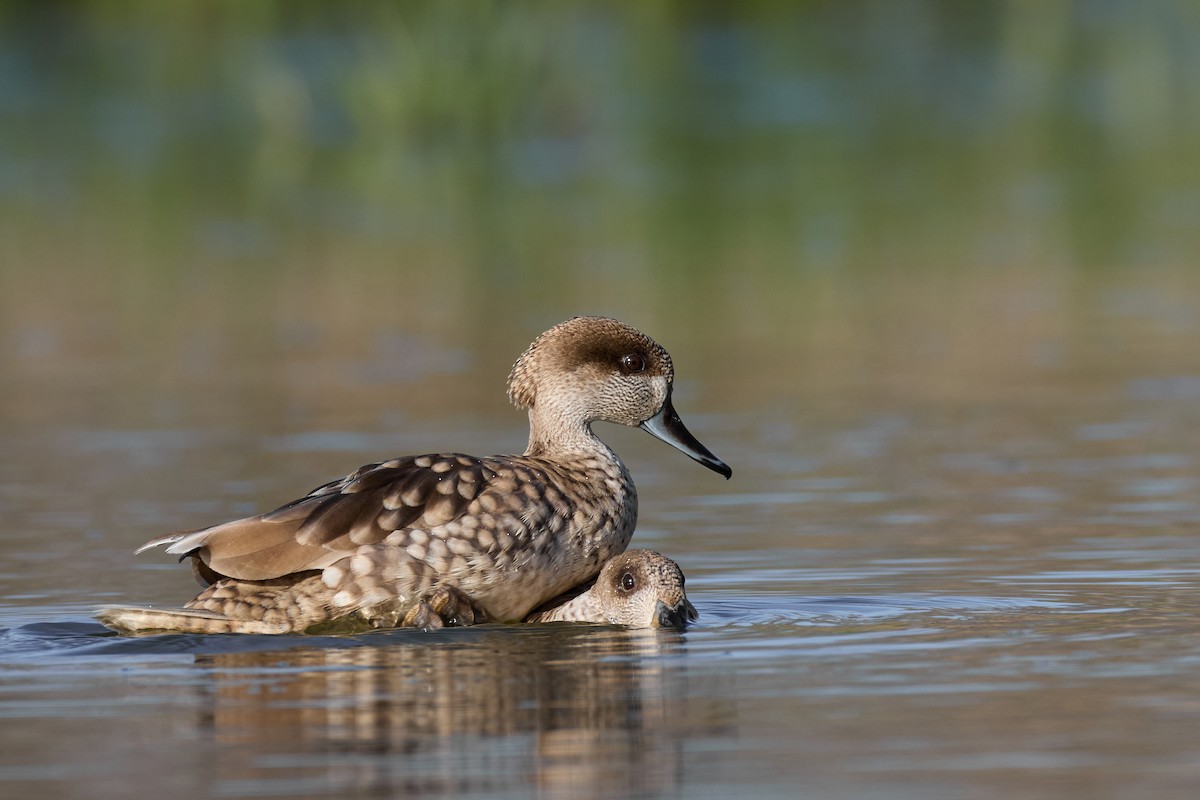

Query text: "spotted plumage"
[95, 549, 697, 634]
[96, 316, 729, 635]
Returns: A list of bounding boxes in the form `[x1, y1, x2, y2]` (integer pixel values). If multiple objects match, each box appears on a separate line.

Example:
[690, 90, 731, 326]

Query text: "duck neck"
[524, 404, 612, 462]
[538, 589, 603, 624]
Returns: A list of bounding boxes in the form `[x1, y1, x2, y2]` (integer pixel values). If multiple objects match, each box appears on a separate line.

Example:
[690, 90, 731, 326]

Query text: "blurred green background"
[2, 1, 1199, 434]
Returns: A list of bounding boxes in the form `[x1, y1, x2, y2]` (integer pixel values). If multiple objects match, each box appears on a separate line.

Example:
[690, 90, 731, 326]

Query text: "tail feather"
[134, 526, 207, 555]
[94, 605, 290, 635]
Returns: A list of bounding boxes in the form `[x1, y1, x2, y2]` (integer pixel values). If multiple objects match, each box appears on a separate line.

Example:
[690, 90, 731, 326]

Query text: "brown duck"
[96, 316, 728, 635]
[98, 549, 698, 633]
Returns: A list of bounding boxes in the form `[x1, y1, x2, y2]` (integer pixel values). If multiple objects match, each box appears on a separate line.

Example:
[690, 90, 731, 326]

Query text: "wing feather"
[137, 453, 534, 582]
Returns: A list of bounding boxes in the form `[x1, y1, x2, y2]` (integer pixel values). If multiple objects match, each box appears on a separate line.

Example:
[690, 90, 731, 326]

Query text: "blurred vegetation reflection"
[1, 1, 1198, 420]
[191, 627, 696, 797]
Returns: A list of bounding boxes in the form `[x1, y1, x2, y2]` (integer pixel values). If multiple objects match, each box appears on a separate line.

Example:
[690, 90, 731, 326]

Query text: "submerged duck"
[97, 549, 697, 633]
[526, 548, 697, 629]
[97, 316, 728, 635]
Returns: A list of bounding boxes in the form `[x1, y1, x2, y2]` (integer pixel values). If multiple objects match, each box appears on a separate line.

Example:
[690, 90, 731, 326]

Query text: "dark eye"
[619, 353, 646, 374]
[619, 571, 637, 592]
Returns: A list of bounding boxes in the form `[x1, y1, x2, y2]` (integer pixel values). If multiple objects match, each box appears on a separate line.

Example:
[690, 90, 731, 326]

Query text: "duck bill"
[639, 391, 732, 479]
[653, 598, 698, 630]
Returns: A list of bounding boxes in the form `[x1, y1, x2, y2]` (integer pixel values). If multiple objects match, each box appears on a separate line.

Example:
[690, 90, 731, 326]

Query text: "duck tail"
[94, 605, 289, 635]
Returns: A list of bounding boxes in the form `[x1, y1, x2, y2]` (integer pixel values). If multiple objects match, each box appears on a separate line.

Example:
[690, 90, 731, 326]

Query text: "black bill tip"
[654, 599, 694, 630]
[639, 392, 732, 479]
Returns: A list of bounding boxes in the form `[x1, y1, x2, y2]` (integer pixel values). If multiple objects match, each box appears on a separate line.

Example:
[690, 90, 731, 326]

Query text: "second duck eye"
[619, 353, 646, 374]
[619, 571, 637, 592]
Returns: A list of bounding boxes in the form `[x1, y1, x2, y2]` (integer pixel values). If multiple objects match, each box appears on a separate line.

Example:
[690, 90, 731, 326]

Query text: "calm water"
[4, 4, 1200, 799]
[3, 278, 1200, 799]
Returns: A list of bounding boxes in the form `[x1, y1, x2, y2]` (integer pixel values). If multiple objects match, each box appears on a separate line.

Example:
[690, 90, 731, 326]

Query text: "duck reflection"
[192, 625, 691, 798]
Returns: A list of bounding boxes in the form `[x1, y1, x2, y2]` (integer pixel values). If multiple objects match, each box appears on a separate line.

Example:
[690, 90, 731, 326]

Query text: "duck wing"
[136, 453, 522, 581]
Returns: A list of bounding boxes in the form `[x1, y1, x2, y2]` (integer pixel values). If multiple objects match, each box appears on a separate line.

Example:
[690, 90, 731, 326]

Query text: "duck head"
[592, 548, 699, 629]
[508, 316, 731, 478]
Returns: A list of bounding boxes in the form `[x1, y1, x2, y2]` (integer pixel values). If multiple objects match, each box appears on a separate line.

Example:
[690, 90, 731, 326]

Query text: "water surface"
[4, 344, 1200, 799]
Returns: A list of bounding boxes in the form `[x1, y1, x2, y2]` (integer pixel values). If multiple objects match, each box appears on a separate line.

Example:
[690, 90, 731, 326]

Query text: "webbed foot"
[399, 585, 484, 630]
